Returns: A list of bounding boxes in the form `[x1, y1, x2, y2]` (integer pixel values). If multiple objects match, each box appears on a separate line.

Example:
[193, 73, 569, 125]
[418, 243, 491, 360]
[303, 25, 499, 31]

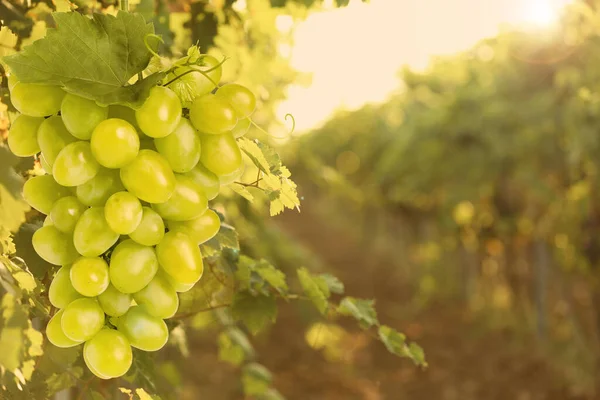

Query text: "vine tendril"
[144, 34, 164, 59]
[247, 113, 296, 139]
[162, 56, 229, 88]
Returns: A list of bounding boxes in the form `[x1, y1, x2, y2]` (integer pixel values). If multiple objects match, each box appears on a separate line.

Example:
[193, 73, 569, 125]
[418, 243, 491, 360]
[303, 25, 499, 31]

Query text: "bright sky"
[276, 0, 573, 132]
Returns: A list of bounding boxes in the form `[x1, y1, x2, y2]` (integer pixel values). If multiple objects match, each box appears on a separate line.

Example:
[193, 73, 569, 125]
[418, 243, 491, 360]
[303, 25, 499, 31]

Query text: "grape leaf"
[218, 327, 254, 366]
[236, 138, 300, 215]
[378, 325, 406, 356]
[407, 343, 427, 367]
[320, 273, 344, 294]
[297, 267, 329, 314]
[338, 297, 378, 328]
[242, 363, 272, 396]
[231, 184, 255, 202]
[2, 11, 163, 108]
[0, 145, 29, 234]
[202, 222, 239, 257]
[231, 291, 277, 335]
[0, 27, 17, 60]
[252, 259, 288, 294]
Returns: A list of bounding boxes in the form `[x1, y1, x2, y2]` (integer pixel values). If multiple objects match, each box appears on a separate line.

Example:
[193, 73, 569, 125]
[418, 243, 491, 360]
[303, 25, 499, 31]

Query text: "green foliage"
[242, 362, 272, 396]
[297, 267, 331, 314]
[337, 297, 378, 328]
[237, 138, 301, 215]
[0, 1, 423, 398]
[0, 145, 29, 244]
[4, 12, 162, 107]
[218, 327, 255, 366]
[378, 325, 426, 367]
[0, 254, 48, 396]
[231, 291, 278, 334]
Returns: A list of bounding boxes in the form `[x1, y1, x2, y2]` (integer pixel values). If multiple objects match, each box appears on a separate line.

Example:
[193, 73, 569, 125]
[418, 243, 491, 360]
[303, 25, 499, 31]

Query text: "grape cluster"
[7, 56, 256, 379]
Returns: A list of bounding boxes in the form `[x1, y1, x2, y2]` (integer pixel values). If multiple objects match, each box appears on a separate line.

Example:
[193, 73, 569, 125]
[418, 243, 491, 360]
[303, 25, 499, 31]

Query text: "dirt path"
[260, 205, 596, 400]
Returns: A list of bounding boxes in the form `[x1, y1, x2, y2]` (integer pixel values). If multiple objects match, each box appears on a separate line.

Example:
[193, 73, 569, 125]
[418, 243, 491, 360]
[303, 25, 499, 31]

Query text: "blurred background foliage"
[5, 0, 600, 399]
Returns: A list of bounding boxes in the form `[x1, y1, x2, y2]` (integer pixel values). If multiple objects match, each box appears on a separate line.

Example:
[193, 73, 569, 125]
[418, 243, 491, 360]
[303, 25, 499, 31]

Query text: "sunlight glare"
[277, 0, 574, 133]
[520, 0, 569, 27]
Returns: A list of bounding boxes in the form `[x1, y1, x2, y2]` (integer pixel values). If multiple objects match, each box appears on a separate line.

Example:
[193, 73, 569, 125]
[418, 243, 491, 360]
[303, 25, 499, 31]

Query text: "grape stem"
[248, 113, 296, 139]
[234, 178, 262, 187]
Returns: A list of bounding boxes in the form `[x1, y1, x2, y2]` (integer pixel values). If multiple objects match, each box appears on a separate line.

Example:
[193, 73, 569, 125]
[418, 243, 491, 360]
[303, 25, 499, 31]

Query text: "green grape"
[132, 273, 179, 319]
[53, 142, 100, 187]
[32, 226, 78, 265]
[70, 257, 110, 297]
[152, 175, 208, 221]
[91, 119, 140, 168]
[98, 283, 132, 317]
[61, 298, 105, 342]
[129, 207, 165, 246]
[166, 55, 222, 102]
[189, 94, 237, 135]
[109, 240, 158, 294]
[49, 265, 83, 308]
[120, 150, 176, 203]
[49, 196, 87, 233]
[163, 272, 194, 293]
[7, 115, 44, 157]
[199, 132, 242, 176]
[218, 164, 245, 186]
[135, 86, 182, 138]
[10, 81, 65, 117]
[108, 104, 141, 132]
[37, 116, 76, 167]
[216, 83, 257, 118]
[23, 175, 72, 214]
[104, 191, 143, 235]
[73, 207, 119, 257]
[76, 168, 125, 207]
[156, 231, 204, 285]
[83, 345, 110, 379]
[84, 329, 132, 379]
[46, 310, 83, 348]
[61, 93, 108, 140]
[117, 306, 168, 351]
[231, 117, 251, 138]
[43, 215, 53, 226]
[154, 118, 201, 173]
[166, 209, 221, 244]
[183, 163, 220, 200]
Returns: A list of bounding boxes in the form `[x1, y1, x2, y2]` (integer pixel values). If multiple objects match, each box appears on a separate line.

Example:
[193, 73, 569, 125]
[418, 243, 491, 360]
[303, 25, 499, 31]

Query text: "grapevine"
[2, 10, 286, 380]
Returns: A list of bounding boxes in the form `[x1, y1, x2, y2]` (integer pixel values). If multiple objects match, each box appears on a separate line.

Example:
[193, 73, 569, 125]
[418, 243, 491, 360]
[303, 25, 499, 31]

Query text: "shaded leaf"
[320, 273, 344, 294]
[338, 297, 378, 328]
[231, 291, 277, 335]
[378, 325, 406, 356]
[242, 363, 272, 396]
[297, 267, 329, 314]
[253, 259, 288, 294]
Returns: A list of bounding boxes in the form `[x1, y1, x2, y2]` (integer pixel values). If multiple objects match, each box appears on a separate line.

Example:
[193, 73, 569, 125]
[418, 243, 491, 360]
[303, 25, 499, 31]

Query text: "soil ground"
[183, 201, 599, 400]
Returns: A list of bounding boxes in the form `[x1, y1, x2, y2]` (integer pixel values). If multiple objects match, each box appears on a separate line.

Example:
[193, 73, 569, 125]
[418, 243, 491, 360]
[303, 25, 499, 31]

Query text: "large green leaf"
[3, 11, 162, 107]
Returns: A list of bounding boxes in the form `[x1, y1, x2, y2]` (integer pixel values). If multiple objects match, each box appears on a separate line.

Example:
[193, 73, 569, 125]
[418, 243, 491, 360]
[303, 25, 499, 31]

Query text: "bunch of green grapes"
[7, 55, 256, 379]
